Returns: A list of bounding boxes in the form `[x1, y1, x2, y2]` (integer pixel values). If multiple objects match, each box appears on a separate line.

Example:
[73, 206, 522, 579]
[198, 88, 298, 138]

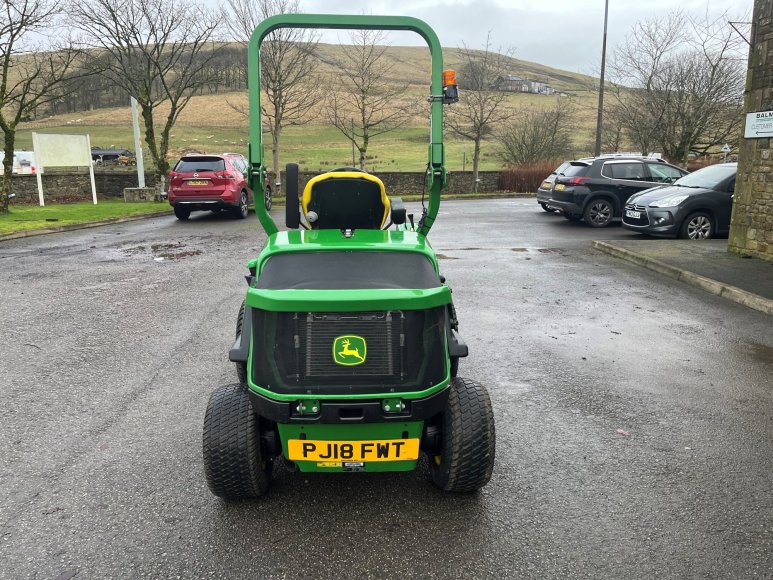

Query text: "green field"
[0, 200, 170, 236]
[11, 44, 603, 172]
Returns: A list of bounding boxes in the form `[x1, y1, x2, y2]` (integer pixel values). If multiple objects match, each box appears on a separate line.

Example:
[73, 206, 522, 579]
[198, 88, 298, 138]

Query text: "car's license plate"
[187, 179, 208, 186]
[625, 210, 641, 219]
[287, 439, 420, 462]
[555, 184, 565, 190]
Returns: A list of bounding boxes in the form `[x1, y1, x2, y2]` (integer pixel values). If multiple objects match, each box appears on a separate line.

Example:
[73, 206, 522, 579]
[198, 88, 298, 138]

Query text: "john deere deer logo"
[333, 335, 367, 366]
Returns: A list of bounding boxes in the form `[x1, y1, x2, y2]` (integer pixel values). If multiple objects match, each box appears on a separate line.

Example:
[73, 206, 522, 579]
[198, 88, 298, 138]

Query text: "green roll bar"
[247, 14, 448, 237]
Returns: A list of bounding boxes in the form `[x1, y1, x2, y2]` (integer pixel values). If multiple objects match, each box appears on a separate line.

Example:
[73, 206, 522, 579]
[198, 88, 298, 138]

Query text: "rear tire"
[235, 300, 247, 383]
[583, 198, 614, 227]
[264, 185, 272, 211]
[679, 211, 714, 240]
[234, 191, 249, 219]
[429, 377, 495, 493]
[174, 206, 190, 221]
[203, 384, 271, 500]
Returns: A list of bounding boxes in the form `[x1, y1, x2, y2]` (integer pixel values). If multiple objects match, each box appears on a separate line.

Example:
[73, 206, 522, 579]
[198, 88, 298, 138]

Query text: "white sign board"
[744, 111, 773, 139]
[31, 132, 97, 206]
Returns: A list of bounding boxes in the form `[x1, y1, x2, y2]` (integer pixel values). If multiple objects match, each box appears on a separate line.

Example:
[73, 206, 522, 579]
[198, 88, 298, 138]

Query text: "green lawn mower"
[203, 14, 495, 499]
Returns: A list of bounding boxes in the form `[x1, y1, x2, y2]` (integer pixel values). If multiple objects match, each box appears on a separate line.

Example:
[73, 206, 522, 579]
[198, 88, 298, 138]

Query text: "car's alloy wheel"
[264, 186, 272, 211]
[681, 212, 714, 240]
[235, 191, 249, 219]
[584, 199, 614, 227]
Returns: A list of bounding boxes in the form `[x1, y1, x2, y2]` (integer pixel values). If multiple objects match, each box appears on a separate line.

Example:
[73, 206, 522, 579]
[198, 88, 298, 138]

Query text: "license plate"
[287, 439, 420, 462]
[625, 210, 641, 219]
[186, 179, 208, 186]
[555, 183, 565, 190]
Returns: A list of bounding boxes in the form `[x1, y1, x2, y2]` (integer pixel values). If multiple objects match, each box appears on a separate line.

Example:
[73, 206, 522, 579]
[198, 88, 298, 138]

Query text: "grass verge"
[0, 200, 170, 236]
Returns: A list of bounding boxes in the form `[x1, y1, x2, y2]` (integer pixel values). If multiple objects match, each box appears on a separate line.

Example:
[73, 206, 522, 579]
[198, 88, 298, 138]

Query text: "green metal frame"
[247, 14, 447, 237]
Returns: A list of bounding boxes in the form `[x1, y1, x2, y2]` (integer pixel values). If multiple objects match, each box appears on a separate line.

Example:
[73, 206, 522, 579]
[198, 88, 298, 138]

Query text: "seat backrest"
[302, 171, 390, 229]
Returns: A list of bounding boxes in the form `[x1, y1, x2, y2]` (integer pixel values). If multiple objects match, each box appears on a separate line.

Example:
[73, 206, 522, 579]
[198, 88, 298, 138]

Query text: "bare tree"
[0, 0, 81, 213]
[68, 0, 222, 190]
[227, 0, 321, 188]
[445, 34, 514, 187]
[496, 100, 575, 165]
[607, 10, 745, 164]
[326, 30, 415, 171]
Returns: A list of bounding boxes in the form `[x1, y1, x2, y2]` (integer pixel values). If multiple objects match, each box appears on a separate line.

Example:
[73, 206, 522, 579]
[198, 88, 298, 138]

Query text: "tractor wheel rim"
[590, 202, 611, 224]
[687, 217, 711, 239]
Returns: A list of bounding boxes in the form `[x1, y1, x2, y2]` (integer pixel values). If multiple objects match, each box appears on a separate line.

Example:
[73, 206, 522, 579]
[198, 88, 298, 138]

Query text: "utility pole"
[131, 97, 145, 188]
[594, 0, 610, 157]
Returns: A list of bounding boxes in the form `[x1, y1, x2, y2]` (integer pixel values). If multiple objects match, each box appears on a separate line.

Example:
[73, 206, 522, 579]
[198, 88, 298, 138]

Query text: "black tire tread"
[235, 300, 247, 383]
[431, 377, 495, 493]
[203, 383, 270, 500]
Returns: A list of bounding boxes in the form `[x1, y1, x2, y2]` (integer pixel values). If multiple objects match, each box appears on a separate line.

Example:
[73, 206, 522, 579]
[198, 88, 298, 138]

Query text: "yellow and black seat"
[302, 170, 391, 230]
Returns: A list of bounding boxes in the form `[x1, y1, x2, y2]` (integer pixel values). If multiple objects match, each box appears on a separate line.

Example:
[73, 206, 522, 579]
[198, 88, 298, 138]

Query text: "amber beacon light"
[442, 69, 458, 103]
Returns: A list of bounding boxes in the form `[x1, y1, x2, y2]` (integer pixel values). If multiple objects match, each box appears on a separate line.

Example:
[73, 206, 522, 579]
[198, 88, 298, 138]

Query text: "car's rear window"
[175, 157, 225, 172]
[561, 163, 590, 177]
[551, 161, 571, 176]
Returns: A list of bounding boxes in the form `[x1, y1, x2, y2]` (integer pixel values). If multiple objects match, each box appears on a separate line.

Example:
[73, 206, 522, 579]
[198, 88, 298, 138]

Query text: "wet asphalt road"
[1, 199, 771, 579]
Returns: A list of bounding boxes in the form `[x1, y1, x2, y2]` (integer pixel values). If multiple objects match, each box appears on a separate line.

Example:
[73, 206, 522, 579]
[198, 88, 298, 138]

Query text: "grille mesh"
[301, 312, 402, 379]
[251, 307, 446, 394]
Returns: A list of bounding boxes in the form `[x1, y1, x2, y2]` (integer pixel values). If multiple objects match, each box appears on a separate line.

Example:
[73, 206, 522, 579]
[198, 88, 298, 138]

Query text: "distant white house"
[496, 75, 555, 95]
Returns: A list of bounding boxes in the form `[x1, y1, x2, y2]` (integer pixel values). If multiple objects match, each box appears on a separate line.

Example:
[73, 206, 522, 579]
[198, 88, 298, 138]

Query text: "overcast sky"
[262, 0, 752, 74]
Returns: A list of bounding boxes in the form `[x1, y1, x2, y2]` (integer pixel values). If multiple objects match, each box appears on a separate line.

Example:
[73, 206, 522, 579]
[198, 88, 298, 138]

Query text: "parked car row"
[537, 155, 737, 240]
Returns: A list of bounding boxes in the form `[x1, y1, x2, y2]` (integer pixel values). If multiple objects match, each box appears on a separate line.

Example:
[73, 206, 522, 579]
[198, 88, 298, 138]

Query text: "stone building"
[729, 0, 773, 261]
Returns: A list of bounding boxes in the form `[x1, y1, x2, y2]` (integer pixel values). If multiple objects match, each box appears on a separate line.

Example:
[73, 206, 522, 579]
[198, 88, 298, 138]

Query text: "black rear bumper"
[246, 386, 449, 424]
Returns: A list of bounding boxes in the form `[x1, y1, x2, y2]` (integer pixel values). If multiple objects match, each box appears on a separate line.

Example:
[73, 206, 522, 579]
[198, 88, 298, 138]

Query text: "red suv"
[167, 153, 252, 220]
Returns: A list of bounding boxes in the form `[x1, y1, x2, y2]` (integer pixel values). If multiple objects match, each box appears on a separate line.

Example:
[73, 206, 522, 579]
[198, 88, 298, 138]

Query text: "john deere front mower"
[203, 14, 495, 499]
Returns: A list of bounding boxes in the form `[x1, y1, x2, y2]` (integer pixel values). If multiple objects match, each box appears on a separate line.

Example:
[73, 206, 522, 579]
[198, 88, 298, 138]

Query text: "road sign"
[744, 110, 773, 138]
[721, 143, 731, 153]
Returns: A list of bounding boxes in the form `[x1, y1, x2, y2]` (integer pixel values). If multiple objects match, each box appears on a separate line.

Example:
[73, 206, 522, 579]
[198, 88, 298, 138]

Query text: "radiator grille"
[251, 307, 446, 395]
[301, 312, 403, 379]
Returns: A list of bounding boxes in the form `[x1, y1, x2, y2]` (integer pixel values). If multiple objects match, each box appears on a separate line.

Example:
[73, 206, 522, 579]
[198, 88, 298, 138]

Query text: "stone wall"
[729, 0, 773, 262]
[10, 169, 504, 204]
[10, 171, 157, 203]
[294, 170, 503, 195]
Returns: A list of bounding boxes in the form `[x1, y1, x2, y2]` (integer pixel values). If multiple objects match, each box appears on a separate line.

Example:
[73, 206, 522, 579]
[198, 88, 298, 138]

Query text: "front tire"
[583, 198, 614, 227]
[539, 202, 556, 213]
[203, 384, 271, 500]
[264, 185, 272, 211]
[680, 211, 714, 240]
[429, 377, 495, 493]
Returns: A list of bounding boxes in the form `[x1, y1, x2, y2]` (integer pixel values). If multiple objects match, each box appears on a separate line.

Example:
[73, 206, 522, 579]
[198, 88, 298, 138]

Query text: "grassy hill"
[14, 44, 602, 172]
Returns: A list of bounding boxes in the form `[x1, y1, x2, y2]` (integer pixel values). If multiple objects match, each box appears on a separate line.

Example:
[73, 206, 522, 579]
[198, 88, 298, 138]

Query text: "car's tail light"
[216, 171, 234, 179]
[567, 176, 591, 185]
[168, 171, 178, 178]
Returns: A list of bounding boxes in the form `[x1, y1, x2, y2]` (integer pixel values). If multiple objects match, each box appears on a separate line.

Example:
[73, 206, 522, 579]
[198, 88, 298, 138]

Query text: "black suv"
[547, 156, 688, 227]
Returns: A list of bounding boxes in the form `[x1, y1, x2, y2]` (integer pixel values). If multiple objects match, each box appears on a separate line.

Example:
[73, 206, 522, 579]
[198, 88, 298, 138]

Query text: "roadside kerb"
[593, 240, 773, 316]
[0, 210, 172, 242]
